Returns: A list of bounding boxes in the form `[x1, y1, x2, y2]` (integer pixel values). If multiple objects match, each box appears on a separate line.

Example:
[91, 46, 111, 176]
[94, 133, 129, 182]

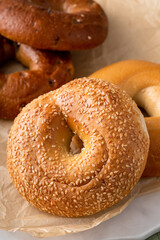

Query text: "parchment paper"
[0, 0, 160, 237]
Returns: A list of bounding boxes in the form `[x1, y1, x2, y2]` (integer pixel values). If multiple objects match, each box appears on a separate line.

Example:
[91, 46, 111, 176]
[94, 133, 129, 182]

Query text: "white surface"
[0, 191, 160, 240]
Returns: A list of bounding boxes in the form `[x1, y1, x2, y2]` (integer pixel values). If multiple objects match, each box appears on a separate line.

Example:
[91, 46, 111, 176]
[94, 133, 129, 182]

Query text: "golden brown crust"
[0, 0, 108, 50]
[0, 38, 74, 119]
[142, 117, 160, 177]
[7, 77, 149, 217]
[90, 60, 160, 177]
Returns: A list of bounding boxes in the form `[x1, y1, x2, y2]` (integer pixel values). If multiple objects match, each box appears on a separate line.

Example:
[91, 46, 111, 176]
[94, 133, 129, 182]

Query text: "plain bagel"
[0, 0, 108, 50]
[90, 60, 160, 177]
[0, 36, 74, 119]
[7, 77, 149, 217]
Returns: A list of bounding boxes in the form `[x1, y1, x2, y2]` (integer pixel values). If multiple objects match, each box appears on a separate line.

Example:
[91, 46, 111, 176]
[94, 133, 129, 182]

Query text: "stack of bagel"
[0, 0, 108, 119]
[1, 0, 159, 218]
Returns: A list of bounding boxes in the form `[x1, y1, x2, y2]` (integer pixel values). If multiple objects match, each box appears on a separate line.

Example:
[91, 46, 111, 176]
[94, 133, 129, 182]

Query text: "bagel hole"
[70, 134, 84, 155]
[0, 60, 28, 74]
[138, 106, 150, 117]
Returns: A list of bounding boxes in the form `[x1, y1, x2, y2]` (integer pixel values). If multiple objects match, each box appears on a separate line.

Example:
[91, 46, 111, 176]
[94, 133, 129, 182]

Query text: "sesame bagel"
[7, 78, 149, 217]
[0, 0, 108, 50]
[90, 60, 160, 177]
[0, 37, 74, 119]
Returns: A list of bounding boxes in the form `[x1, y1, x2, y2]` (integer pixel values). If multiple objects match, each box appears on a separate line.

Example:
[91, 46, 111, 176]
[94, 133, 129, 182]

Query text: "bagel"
[0, 0, 108, 50]
[0, 36, 74, 119]
[90, 60, 160, 177]
[7, 77, 149, 217]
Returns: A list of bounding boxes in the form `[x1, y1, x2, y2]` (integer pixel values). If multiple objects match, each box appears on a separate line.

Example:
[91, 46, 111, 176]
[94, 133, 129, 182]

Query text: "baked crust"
[0, 0, 108, 50]
[7, 77, 149, 217]
[0, 37, 74, 119]
[90, 60, 160, 177]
